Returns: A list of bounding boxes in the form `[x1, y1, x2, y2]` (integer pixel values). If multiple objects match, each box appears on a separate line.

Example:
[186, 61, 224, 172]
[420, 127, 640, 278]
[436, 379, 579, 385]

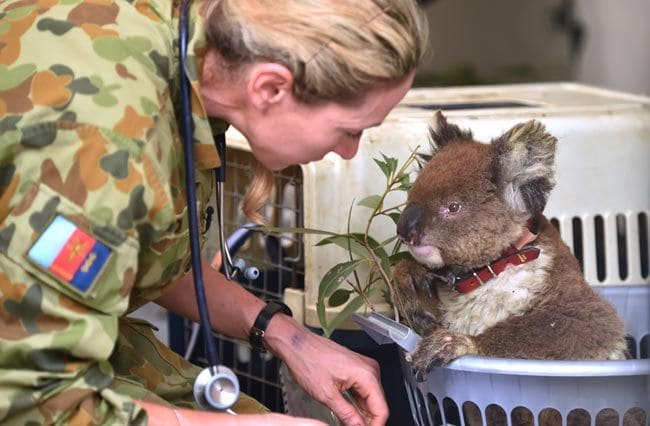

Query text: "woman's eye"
[447, 202, 462, 214]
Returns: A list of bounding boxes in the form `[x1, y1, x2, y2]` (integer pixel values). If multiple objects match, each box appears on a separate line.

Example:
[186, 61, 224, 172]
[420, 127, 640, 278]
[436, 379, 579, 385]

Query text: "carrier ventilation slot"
[550, 212, 649, 284]
[403, 100, 538, 110]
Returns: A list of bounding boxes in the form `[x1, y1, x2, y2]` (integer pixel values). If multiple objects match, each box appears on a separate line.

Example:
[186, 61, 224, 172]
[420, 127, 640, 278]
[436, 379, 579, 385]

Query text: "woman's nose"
[332, 139, 361, 160]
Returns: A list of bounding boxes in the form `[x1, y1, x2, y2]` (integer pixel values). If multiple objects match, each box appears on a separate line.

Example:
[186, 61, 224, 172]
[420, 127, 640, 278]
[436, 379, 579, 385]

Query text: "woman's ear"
[246, 63, 294, 110]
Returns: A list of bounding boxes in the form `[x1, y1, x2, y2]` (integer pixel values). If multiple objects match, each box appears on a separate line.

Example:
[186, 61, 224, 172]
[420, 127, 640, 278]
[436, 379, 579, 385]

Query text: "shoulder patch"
[27, 215, 112, 294]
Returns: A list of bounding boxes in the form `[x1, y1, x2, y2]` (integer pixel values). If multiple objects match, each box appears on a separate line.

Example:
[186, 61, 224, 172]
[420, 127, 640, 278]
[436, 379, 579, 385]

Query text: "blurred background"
[415, 0, 649, 95]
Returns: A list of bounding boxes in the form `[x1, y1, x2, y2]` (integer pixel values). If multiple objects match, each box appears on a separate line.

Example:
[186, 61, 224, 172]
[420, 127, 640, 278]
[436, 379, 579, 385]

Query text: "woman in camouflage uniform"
[0, 0, 426, 424]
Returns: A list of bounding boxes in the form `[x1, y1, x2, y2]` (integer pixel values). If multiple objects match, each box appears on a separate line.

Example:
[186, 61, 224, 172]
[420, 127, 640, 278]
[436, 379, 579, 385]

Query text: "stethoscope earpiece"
[243, 265, 260, 281]
[231, 258, 260, 281]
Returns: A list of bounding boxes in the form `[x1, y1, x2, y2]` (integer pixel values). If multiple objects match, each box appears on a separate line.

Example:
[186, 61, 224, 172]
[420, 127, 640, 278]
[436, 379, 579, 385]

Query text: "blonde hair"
[204, 0, 428, 221]
[242, 159, 275, 225]
[204, 0, 427, 103]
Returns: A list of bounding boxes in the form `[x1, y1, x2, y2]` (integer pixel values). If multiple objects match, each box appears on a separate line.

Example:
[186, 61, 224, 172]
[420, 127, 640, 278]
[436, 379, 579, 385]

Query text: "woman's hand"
[265, 315, 389, 426]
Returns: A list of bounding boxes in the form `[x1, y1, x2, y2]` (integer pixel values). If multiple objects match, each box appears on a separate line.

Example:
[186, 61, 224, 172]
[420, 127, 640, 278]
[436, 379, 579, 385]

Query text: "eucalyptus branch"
[361, 148, 420, 320]
[376, 201, 408, 216]
[299, 148, 422, 330]
[346, 199, 362, 290]
[345, 278, 374, 309]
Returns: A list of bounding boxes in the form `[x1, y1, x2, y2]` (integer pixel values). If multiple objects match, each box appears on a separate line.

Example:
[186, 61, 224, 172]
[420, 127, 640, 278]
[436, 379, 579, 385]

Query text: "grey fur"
[490, 120, 557, 214]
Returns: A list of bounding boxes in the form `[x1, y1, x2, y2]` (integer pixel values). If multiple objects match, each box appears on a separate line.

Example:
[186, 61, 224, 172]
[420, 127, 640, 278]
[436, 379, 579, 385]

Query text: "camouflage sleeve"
[0, 0, 193, 422]
[0, 124, 157, 424]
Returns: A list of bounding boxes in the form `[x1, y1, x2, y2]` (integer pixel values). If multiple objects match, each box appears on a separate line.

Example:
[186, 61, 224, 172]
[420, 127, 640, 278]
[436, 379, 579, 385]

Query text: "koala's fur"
[393, 112, 628, 379]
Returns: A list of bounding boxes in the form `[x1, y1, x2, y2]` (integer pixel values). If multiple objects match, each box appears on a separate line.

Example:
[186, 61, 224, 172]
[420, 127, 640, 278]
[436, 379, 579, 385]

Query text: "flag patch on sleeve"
[27, 215, 112, 294]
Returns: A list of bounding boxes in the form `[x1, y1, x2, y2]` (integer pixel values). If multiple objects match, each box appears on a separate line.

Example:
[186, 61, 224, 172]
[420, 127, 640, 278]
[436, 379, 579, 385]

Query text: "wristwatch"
[249, 300, 293, 353]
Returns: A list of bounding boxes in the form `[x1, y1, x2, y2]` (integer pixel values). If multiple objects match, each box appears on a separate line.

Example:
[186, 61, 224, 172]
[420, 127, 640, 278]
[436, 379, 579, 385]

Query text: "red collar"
[450, 220, 540, 294]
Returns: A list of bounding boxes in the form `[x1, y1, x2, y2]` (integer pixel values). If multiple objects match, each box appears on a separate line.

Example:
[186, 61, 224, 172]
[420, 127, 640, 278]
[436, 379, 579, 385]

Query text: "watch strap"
[249, 300, 292, 353]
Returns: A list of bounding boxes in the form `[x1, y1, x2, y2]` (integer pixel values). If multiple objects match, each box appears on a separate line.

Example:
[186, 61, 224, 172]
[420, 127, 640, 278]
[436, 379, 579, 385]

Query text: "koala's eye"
[447, 202, 462, 214]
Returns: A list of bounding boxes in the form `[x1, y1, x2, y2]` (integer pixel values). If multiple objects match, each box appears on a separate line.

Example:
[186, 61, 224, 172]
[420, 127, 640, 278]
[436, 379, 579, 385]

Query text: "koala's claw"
[409, 329, 477, 379]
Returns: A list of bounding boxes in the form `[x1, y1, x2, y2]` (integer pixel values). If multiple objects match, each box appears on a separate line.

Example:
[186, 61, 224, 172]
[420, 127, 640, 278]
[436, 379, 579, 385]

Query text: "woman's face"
[244, 72, 414, 171]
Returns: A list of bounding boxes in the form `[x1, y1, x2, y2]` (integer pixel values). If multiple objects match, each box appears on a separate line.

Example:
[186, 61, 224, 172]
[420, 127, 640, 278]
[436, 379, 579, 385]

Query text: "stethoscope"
[178, 0, 259, 412]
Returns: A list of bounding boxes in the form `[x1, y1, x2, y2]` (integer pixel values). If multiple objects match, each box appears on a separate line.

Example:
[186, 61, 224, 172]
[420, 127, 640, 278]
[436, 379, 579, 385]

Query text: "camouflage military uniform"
[0, 0, 267, 423]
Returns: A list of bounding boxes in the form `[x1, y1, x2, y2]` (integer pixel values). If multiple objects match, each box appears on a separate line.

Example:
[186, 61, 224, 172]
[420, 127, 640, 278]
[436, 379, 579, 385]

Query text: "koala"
[392, 111, 628, 380]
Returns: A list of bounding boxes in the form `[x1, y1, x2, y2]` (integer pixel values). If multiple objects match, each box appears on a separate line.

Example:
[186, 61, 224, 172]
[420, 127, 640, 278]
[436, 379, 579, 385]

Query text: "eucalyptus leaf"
[316, 234, 371, 259]
[328, 289, 352, 307]
[316, 258, 368, 329]
[373, 158, 391, 179]
[389, 251, 413, 265]
[323, 287, 381, 337]
[380, 153, 398, 176]
[349, 233, 388, 259]
[397, 173, 411, 190]
[387, 212, 402, 224]
[318, 258, 368, 301]
[247, 225, 337, 236]
[317, 301, 328, 332]
[357, 195, 382, 210]
[380, 235, 398, 247]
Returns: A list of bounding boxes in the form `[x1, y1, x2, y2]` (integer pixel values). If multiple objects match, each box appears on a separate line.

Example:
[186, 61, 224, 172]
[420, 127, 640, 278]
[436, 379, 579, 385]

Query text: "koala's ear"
[421, 111, 473, 163]
[490, 120, 557, 214]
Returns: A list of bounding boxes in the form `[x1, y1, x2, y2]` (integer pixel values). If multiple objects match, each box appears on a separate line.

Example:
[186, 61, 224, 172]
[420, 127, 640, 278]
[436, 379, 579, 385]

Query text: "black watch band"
[249, 300, 293, 353]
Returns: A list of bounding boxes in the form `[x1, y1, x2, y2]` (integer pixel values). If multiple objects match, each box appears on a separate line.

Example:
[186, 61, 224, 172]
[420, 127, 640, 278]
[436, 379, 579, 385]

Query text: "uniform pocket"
[0, 182, 140, 315]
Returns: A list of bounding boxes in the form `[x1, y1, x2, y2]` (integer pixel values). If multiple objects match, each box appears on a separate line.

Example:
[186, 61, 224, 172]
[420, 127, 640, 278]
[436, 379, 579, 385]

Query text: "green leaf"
[381, 153, 398, 176]
[380, 235, 398, 248]
[389, 251, 413, 265]
[323, 287, 381, 337]
[328, 289, 352, 307]
[381, 287, 394, 308]
[357, 195, 382, 211]
[318, 258, 368, 300]
[246, 225, 336, 236]
[317, 258, 368, 328]
[397, 173, 411, 191]
[350, 233, 388, 259]
[316, 234, 371, 259]
[387, 212, 402, 224]
[373, 158, 391, 179]
[316, 301, 328, 332]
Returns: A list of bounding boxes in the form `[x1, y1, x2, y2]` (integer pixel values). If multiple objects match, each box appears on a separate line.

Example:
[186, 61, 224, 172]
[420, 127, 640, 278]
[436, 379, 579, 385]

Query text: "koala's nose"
[397, 204, 423, 245]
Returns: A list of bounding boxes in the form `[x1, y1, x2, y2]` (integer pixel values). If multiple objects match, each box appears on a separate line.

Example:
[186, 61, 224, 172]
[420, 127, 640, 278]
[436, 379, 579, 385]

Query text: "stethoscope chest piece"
[193, 365, 240, 411]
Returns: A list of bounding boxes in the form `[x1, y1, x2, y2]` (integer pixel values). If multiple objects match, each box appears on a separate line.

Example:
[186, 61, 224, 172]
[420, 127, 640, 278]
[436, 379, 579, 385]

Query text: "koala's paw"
[393, 260, 435, 294]
[410, 308, 439, 334]
[408, 329, 476, 381]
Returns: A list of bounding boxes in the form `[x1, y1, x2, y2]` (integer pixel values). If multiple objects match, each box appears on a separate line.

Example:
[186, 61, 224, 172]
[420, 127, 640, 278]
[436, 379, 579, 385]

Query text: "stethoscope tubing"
[178, 0, 221, 372]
